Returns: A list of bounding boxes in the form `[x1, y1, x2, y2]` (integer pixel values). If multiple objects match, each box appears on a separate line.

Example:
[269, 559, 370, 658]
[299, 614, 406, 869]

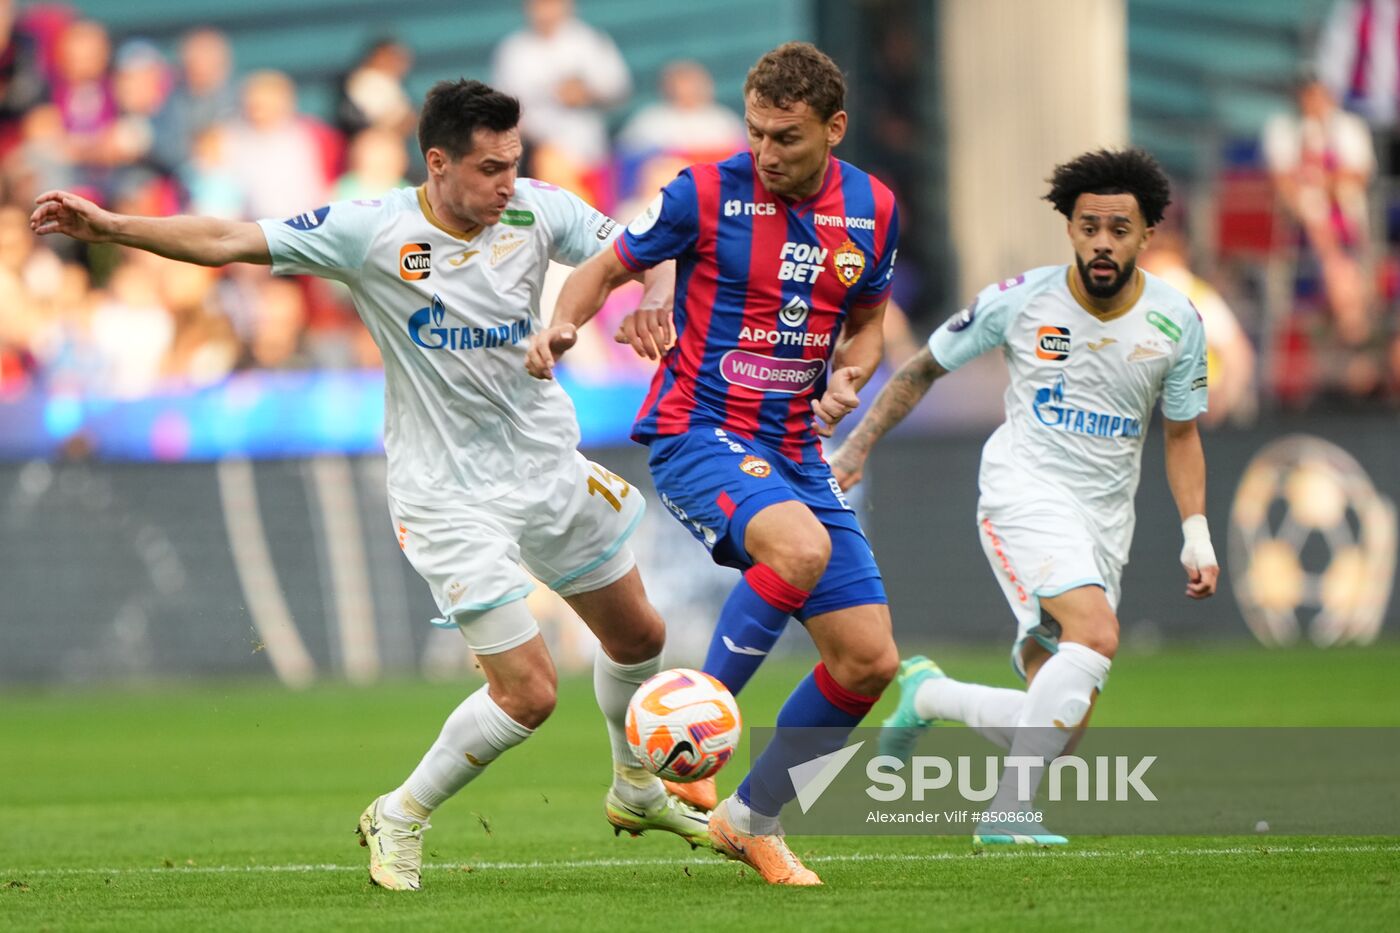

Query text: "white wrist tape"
[1180, 514, 1217, 571]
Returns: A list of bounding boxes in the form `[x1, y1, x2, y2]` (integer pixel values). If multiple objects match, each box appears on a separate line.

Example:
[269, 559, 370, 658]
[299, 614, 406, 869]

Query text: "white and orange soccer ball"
[626, 668, 741, 782]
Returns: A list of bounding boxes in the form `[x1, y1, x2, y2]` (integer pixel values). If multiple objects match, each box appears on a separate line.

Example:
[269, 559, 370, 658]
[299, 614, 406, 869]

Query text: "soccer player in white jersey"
[30, 79, 707, 890]
[829, 148, 1220, 844]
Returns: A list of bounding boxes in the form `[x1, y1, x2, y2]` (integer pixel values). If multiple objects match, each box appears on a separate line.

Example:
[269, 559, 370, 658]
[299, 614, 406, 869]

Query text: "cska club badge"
[739, 455, 772, 478]
[832, 240, 866, 288]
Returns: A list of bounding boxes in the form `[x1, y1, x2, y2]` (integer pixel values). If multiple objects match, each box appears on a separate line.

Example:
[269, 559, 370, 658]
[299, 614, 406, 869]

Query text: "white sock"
[386, 684, 533, 821]
[916, 679, 1026, 750]
[986, 643, 1112, 816]
[594, 648, 667, 806]
[726, 793, 779, 836]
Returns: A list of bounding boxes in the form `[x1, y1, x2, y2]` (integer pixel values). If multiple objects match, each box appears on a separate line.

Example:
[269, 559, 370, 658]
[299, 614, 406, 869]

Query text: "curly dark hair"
[417, 79, 520, 159]
[744, 42, 846, 121]
[1043, 148, 1171, 226]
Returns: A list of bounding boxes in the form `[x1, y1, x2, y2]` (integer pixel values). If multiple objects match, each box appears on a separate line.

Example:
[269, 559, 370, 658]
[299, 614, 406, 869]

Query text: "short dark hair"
[1043, 148, 1171, 227]
[417, 79, 520, 159]
[744, 41, 845, 121]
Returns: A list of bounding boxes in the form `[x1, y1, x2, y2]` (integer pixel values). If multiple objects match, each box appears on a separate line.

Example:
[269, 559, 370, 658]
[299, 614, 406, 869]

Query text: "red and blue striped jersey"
[614, 151, 899, 463]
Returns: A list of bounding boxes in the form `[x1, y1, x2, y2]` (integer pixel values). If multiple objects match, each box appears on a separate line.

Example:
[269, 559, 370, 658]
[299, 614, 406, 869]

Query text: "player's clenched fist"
[30, 190, 116, 242]
[525, 324, 579, 380]
[811, 365, 863, 437]
[1179, 514, 1219, 600]
[613, 306, 674, 360]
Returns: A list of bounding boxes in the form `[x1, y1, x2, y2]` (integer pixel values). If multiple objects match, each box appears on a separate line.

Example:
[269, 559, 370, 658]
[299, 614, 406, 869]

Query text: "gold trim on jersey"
[417, 186, 483, 241]
[1066, 266, 1143, 323]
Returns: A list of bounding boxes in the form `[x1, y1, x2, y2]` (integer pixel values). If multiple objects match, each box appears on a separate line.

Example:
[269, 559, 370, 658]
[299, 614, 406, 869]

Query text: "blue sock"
[737, 663, 878, 820]
[702, 564, 807, 696]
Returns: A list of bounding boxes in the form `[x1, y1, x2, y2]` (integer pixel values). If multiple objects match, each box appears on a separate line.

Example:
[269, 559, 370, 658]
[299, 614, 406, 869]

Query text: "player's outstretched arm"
[30, 190, 270, 266]
[828, 344, 948, 490]
[1163, 417, 1219, 599]
[526, 246, 637, 379]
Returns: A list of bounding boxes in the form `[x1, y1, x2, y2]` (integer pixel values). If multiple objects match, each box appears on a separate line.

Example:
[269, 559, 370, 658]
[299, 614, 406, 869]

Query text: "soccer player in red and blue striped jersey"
[527, 43, 900, 885]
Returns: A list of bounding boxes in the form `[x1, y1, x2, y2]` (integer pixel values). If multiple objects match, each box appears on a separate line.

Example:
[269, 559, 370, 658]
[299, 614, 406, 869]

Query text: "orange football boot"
[707, 797, 822, 886]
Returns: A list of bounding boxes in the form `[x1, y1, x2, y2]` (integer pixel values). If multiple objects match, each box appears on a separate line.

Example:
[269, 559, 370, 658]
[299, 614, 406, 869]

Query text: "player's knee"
[858, 644, 901, 695]
[872, 645, 901, 690]
[827, 643, 899, 698]
[766, 528, 831, 591]
[1070, 624, 1118, 660]
[1084, 629, 1118, 660]
[495, 672, 557, 728]
[601, 611, 665, 664]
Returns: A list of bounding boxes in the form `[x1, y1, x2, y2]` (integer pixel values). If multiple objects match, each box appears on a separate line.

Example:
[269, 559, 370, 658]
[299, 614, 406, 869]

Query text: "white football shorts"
[390, 451, 644, 653]
[976, 501, 1122, 679]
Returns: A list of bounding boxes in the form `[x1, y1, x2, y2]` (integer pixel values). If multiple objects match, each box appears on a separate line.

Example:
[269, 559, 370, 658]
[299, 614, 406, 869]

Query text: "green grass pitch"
[3, 643, 1398, 931]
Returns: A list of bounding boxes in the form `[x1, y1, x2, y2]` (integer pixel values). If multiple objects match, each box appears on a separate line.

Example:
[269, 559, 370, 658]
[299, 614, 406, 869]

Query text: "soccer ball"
[626, 668, 741, 782]
[1228, 435, 1396, 646]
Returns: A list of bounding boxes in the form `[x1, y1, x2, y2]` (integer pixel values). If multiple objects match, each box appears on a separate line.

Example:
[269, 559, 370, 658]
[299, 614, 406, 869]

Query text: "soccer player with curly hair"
[831, 147, 1218, 845]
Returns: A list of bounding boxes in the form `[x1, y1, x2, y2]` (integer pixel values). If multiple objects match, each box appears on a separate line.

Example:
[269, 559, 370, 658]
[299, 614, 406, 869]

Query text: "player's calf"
[360, 623, 546, 891]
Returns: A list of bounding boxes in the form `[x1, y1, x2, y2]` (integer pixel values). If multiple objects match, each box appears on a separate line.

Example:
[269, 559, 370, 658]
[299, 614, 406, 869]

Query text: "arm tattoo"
[845, 348, 945, 454]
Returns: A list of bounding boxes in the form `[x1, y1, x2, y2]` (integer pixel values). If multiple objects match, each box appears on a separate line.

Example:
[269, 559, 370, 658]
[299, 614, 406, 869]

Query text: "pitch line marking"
[6, 843, 1397, 878]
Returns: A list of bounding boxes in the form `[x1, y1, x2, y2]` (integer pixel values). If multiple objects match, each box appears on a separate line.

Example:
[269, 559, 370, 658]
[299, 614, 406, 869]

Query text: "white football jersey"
[258, 181, 621, 507]
[928, 265, 1208, 563]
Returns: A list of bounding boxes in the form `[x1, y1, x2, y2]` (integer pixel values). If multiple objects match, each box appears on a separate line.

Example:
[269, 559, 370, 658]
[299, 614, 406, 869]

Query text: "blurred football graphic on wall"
[1229, 436, 1396, 647]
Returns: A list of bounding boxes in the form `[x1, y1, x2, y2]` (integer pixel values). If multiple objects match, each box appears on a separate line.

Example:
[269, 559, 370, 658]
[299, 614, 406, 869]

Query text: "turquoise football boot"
[972, 818, 1069, 847]
[877, 655, 945, 762]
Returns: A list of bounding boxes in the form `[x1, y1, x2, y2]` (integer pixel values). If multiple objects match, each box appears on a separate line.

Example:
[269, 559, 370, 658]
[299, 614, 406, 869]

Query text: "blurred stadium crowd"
[0, 0, 754, 400]
[1, 0, 1398, 415]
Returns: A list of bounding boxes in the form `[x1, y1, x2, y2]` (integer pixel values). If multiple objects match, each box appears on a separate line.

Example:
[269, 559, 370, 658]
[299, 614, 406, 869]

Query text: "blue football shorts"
[647, 427, 886, 620]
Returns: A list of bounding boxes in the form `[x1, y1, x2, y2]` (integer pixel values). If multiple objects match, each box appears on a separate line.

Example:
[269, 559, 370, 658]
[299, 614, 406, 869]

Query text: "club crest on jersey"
[739, 455, 772, 478]
[779, 295, 809, 328]
[832, 240, 866, 288]
[1036, 325, 1071, 361]
[1127, 341, 1168, 363]
[284, 206, 330, 230]
[490, 233, 525, 266]
[399, 242, 431, 280]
